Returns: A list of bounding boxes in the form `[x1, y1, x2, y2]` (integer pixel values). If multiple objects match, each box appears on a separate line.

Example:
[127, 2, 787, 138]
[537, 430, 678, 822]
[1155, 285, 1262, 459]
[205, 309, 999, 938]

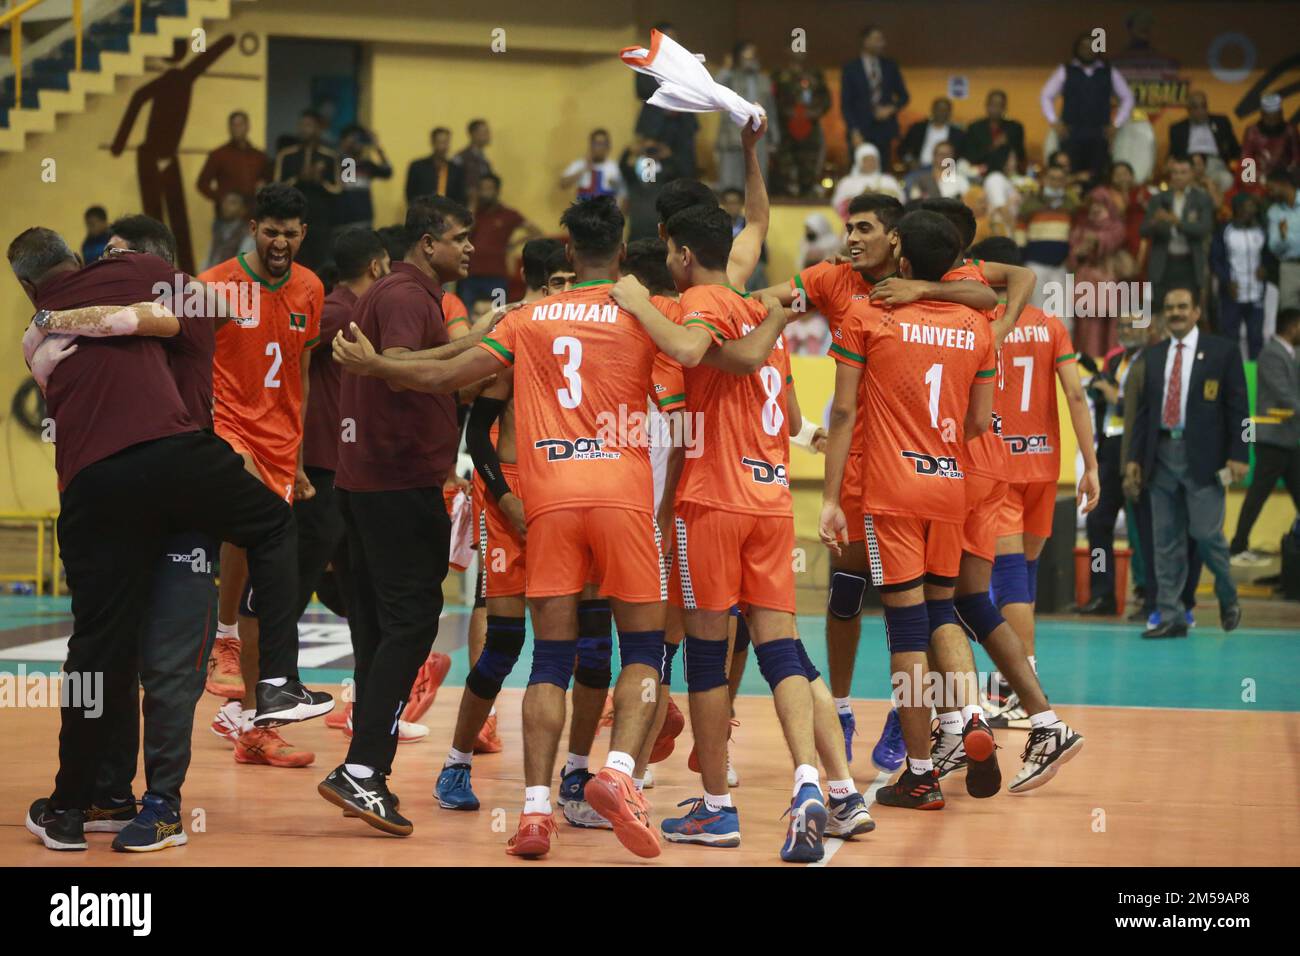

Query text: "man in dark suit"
[1141, 156, 1216, 313]
[1168, 90, 1241, 165]
[405, 127, 467, 209]
[1126, 288, 1248, 637]
[898, 97, 964, 170]
[839, 25, 909, 166]
[961, 89, 1026, 171]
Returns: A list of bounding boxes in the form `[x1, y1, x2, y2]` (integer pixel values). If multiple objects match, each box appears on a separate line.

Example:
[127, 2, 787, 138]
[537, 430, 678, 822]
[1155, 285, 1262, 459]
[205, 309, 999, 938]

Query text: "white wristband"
[792, 417, 819, 449]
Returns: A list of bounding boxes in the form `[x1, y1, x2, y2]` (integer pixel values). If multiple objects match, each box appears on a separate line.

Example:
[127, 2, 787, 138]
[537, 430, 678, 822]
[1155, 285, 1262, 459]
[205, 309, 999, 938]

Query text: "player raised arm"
[611, 274, 714, 367]
[725, 115, 770, 290]
[868, 276, 998, 313]
[1057, 358, 1100, 513]
[34, 301, 179, 337]
[819, 359, 863, 556]
[332, 321, 501, 393]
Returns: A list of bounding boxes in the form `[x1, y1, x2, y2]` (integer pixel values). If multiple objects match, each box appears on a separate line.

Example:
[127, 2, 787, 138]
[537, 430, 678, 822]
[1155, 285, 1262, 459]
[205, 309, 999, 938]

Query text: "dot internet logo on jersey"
[741, 456, 789, 487]
[1002, 433, 1052, 455]
[901, 450, 963, 478]
[534, 436, 621, 461]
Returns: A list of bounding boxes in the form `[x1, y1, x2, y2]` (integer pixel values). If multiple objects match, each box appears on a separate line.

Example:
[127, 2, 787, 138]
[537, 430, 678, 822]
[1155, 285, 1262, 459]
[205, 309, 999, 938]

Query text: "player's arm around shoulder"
[34, 301, 179, 338]
[705, 293, 791, 375]
[612, 274, 713, 367]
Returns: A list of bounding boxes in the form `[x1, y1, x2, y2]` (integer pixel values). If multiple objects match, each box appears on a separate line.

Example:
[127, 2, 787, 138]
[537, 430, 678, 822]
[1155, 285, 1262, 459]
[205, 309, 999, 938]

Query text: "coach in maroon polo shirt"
[294, 227, 390, 619]
[323, 197, 480, 833]
[196, 110, 271, 212]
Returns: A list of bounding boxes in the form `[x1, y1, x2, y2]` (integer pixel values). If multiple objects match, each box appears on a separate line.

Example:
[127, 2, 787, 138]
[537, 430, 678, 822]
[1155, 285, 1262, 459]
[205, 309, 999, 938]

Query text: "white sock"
[828, 778, 856, 800]
[938, 711, 962, 735]
[216, 621, 238, 640]
[488, 705, 497, 717]
[907, 757, 935, 775]
[259, 676, 287, 687]
[960, 704, 985, 726]
[1027, 655, 1038, 675]
[523, 785, 551, 815]
[563, 752, 589, 777]
[834, 696, 853, 715]
[793, 763, 820, 796]
[634, 777, 645, 792]
[1030, 709, 1060, 729]
[345, 763, 375, 778]
[604, 750, 635, 777]
[704, 790, 732, 811]
[445, 747, 473, 768]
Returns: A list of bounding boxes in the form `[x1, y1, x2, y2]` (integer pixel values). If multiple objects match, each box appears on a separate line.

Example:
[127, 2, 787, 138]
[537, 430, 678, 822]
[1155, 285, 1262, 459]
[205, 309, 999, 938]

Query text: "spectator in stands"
[1242, 93, 1300, 176]
[1230, 308, 1300, 565]
[715, 41, 779, 191]
[772, 50, 831, 199]
[1211, 193, 1268, 359]
[961, 89, 1025, 172]
[1018, 163, 1081, 309]
[455, 119, 495, 210]
[839, 25, 909, 166]
[560, 129, 626, 203]
[1267, 166, 1300, 310]
[1041, 32, 1135, 179]
[721, 187, 768, 289]
[203, 192, 256, 269]
[1142, 156, 1214, 312]
[1169, 90, 1240, 174]
[335, 124, 392, 232]
[82, 206, 110, 263]
[899, 96, 963, 171]
[904, 141, 967, 201]
[273, 108, 341, 269]
[634, 22, 699, 178]
[832, 143, 903, 218]
[197, 110, 270, 214]
[620, 136, 683, 241]
[1189, 151, 1227, 213]
[405, 127, 467, 208]
[1069, 187, 1134, 357]
[461, 174, 541, 310]
[1105, 160, 1148, 261]
[981, 149, 1032, 235]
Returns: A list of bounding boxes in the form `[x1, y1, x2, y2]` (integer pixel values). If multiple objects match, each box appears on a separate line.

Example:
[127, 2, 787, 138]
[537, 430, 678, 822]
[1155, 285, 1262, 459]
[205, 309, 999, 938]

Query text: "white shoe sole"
[253, 699, 335, 727]
[827, 813, 876, 838]
[84, 820, 132, 833]
[563, 802, 613, 830]
[662, 830, 741, 846]
[114, 832, 188, 852]
[25, 815, 87, 851]
[1009, 735, 1085, 794]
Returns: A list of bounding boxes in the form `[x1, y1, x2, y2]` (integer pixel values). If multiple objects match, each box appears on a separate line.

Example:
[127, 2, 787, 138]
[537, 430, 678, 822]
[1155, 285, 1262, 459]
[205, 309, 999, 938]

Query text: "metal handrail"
[3, 0, 139, 105]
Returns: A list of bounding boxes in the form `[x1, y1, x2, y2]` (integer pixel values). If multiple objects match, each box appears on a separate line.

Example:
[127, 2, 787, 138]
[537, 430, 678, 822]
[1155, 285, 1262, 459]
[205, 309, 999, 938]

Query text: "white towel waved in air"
[621, 29, 765, 131]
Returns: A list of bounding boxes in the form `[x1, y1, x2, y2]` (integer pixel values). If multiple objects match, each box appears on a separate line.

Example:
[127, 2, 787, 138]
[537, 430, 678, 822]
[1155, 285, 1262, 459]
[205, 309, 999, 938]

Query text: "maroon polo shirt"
[197, 141, 272, 207]
[34, 253, 210, 489]
[335, 262, 459, 492]
[467, 203, 524, 278]
[302, 283, 356, 471]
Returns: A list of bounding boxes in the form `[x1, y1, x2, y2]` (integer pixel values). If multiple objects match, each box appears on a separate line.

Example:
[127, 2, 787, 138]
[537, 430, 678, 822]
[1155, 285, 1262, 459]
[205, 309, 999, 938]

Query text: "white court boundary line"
[809, 770, 892, 867]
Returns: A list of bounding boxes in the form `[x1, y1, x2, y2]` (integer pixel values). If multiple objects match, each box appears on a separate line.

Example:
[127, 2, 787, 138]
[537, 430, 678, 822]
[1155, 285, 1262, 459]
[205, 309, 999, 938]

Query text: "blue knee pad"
[754, 637, 805, 690]
[954, 592, 1004, 644]
[1026, 559, 1039, 603]
[828, 571, 868, 619]
[683, 635, 729, 692]
[991, 553, 1030, 608]
[925, 598, 958, 634]
[795, 639, 821, 682]
[466, 615, 525, 699]
[732, 606, 751, 653]
[617, 629, 665, 671]
[528, 639, 577, 690]
[883, 603, 932, 653]
[660, 640, 680, 686]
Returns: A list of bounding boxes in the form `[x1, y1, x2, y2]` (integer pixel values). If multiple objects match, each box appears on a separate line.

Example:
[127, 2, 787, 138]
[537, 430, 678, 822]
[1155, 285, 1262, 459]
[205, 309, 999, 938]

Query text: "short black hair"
[590, 128, 610, 141]
[1048, 149, 1070, 168]
[665, 204, 733, 271]
[7, 226, 77, 285]
[405, 197, 473, 252]
[253, 183, 308, 223]
[860, 24, 883, 39]
[84, 205, 108, 221]
[1162, 285, 1200, 308]
[986, 89, 1007, 104]
[1276, 307, 1300, 335]
[1108, 159, 1134, 177]
[468, 118, 487, 135]
[479, 173, 501, 189]
[623, 238, 674, 296]
[655, 178, 718, 225]
[228, 110, 249, 125]
[431, 126, 450, 139]
[847, 192, 904, 231]
[559, 195, 624, 262]
[522, 237, 566, 290]
[967, 236, 1022, 267]
[375, 225, 409, 263]
[915, 197, 978, 251]
[332, 227, 387, 281]
[896, 210, 962, 282]
[109, 214, 178, 265]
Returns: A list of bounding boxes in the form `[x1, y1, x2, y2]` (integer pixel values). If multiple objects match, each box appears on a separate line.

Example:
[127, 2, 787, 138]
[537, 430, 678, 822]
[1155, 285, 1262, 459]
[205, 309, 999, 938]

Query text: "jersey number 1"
[555, 335, 582, 409]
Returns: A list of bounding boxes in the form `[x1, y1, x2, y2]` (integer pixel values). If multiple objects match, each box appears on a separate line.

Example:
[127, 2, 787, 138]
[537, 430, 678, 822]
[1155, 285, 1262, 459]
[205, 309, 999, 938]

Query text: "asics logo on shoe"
[679, 815, 723, 834]
[343, 774, 386, 815]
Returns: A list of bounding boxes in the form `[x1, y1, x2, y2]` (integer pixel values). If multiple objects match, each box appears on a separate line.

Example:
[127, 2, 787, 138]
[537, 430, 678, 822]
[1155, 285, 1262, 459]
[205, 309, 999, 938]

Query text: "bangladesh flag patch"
[289, 312, 308, 331]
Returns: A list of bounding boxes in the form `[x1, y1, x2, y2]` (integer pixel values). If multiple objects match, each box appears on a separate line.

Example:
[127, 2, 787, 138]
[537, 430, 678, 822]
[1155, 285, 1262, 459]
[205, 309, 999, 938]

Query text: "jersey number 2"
[265, 342, 282, 388]
[554, 336, 582, 409]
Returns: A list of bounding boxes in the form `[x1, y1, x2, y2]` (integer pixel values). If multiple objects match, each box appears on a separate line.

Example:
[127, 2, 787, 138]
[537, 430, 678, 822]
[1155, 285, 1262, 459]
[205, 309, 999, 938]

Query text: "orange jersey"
[942, 258, 987, 285]
[832, 299, 995, 523]
[650, 295, 686, 412]
[995, 304, 1076, 482]
[676, 284, 793, 517]
[963, 300, 1012, 480]
[202, 254, 323, 478]
[443, 291, 470, 334]
[478, 280, 657, 519]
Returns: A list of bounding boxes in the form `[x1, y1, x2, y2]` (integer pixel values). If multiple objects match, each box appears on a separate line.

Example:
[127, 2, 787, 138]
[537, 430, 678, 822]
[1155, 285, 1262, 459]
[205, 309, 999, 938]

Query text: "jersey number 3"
[554, 335, 582, 409]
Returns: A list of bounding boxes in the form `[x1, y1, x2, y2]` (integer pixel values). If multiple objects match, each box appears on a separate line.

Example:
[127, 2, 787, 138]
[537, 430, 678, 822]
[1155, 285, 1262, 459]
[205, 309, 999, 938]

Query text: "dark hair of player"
[967, 235, 1023, 267]
[664, 204, 733, 271]
[375, 224, 409, 263]
[655, 178, 718, 225]
[253, 183, 308, 224]
[522, 237, 565, 290]
[85, 205, 108, 221]
[915, 196, 978, 251]
[332, 227, 388, 282]
[847, 192, 904, 231]
[559, 195, 624, 262]
[896, 210, 962, 282]
[623, 238, 674, 296]
[109, 214, 179, 265]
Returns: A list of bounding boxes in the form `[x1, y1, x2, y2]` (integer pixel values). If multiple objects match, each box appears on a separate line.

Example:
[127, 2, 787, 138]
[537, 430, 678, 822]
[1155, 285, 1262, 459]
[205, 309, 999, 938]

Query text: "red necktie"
[1162, 342, 1184, 429]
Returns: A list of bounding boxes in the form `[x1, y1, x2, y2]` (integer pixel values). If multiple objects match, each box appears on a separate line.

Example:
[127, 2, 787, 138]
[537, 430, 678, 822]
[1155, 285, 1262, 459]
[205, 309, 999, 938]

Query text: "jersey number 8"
[760, 365, 784, 436]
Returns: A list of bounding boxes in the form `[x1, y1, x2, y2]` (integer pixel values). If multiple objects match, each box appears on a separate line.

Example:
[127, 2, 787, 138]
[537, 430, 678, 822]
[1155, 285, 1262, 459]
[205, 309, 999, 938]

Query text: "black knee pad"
[828, 571, 868, 619]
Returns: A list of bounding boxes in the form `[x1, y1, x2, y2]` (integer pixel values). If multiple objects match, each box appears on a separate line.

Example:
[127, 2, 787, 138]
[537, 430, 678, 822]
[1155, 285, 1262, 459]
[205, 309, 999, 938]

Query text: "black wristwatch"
[32, 309, 52, 329]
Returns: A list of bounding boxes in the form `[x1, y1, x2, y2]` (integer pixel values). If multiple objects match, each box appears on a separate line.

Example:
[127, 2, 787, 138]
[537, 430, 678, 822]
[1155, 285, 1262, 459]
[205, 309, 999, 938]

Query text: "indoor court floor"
[1, 597, 1297, 867]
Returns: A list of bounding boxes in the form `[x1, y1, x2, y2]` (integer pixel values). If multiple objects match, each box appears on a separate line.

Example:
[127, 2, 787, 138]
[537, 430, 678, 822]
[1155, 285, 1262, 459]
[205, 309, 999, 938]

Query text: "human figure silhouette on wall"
[110, 34, 236, 274]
